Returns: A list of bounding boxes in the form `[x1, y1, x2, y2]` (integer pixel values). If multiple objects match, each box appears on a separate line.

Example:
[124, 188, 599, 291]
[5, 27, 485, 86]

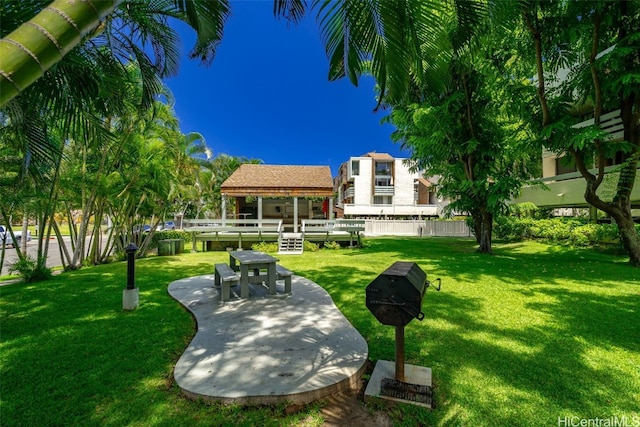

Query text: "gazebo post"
[293, 197, 299, 232]
[329, 197, 334, 219]
[221, 196, 227, 224]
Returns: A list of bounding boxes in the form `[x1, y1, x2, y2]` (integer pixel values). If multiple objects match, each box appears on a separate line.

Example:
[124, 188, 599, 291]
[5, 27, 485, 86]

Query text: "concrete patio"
[167, 273, 368, 406]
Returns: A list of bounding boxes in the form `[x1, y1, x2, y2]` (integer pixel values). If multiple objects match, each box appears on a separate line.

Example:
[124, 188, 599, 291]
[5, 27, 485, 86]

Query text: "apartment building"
[334, 152, 441, 218]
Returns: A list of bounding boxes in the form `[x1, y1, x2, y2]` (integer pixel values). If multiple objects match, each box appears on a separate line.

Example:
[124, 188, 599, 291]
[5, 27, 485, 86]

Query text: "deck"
[183, 219, 365, 250]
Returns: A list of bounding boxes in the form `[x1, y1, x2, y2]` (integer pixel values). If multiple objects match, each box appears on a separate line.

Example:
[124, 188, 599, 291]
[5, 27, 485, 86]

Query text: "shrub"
[323, 241, 341, 250]
[303, 240, 319, 252]
[569, 223, 619, 246]
[151, 230, 191, 247]
[494, 217, 534, 241]
[494, 216, 624, 247]
[251, 241, 278, 253]
[529, 218, 583, 241]
[9, 256, 52, 283]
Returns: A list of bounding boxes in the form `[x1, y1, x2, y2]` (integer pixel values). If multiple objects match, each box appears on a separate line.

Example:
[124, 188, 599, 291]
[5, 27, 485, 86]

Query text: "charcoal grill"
[366, 261, 441, 382]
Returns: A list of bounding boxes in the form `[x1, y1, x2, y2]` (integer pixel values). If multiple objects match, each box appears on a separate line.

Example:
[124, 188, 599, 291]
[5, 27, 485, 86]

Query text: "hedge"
[494, 217, 639, 247]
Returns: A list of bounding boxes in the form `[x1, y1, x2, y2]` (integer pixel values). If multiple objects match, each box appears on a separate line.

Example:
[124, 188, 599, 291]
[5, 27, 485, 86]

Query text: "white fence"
[363, 219, 471, 237]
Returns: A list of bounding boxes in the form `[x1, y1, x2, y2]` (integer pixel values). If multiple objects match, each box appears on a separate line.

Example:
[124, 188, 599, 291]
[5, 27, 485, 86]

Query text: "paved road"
[1, 236, 71, 274]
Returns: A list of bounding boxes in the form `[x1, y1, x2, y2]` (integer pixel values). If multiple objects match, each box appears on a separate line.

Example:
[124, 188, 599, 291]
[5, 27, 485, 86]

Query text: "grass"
[1, 238, 638, 426]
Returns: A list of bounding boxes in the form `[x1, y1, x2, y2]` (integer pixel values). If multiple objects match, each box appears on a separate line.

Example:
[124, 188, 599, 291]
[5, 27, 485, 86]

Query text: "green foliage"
[570, 223, 620, 247]
[508, 202, 538, 218]
[494, 217, 628, 247]
[250, 241, 279, 253]
[8, 256, 52, 283]
[323, 241, 341, 250]
[303, 240, 319, 252]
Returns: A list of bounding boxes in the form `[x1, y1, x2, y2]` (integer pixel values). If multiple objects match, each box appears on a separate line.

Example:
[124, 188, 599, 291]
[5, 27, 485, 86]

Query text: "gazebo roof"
[221, 164, 334, 197]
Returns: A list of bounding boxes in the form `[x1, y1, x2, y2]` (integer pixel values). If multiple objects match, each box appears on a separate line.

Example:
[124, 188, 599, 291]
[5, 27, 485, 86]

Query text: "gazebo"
[220, 164, 334, 232]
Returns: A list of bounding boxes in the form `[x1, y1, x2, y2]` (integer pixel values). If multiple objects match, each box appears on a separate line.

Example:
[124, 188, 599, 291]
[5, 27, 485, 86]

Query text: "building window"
[373, 196, 392, 205]
[375, 161, 392, 176]
[351, 160, 360, 176]
[375, 177, 391, 186]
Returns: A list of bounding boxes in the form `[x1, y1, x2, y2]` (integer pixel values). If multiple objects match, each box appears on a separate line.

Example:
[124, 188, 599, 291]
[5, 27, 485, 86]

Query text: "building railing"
[343, 204, 439, 217]
[345, 187, 354, 198]
[574, 109, 623, 140]
[374, 186, 395, 195]
[543, 109, 623, 158]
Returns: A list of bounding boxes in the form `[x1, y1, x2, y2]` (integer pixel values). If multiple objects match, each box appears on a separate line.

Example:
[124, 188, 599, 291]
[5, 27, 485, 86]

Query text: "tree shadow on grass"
[352, 237, 634, 288]
[0, 255, 228, 427]
[293, 254, 639, 426]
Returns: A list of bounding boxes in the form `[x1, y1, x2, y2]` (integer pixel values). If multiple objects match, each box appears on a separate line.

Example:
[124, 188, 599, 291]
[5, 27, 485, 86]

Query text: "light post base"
[123, 287, 139, 311]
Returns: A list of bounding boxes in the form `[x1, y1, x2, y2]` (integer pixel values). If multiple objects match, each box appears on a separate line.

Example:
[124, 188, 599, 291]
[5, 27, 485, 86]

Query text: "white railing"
[345, 187, 355, 198]
[343, 204, 439, 217]
[374, 186, 395, 195]
[183, 219, 282, 233]
[362, 220, 471, 237]
[574, 109, 623, 141]
[301, 219, 365, 233]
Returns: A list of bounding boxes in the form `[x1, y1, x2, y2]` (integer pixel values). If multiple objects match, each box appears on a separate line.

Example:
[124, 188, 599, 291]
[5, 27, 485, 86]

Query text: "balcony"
[574, 109, 623, 140]
[511, 166, 640, 208]
[374, 186, 395, 195]
[345, 187, 354, 198]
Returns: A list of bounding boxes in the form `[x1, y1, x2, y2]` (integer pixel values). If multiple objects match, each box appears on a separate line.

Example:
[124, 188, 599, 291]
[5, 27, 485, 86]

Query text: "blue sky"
[163, 1, 407, 175]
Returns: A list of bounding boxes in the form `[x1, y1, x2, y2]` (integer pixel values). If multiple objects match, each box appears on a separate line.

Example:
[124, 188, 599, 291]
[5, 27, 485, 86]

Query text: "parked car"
[133, 224, 151, 234]
[0, 225, 32, 248]
[162, 221, 176, 230]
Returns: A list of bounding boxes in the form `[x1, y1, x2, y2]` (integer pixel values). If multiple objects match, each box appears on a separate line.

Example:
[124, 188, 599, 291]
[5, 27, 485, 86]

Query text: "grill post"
[395, 326, 405, 382]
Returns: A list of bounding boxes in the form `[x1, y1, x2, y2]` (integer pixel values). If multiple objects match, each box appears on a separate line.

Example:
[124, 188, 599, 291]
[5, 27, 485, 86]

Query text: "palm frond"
[313, 0, 456, 107]
[171, 0, 232, 64]
[273, 0, 308, 24]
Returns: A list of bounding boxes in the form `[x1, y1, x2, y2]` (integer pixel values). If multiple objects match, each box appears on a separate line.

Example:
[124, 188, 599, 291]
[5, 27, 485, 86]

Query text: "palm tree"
[0, 0, 230, 106]
[1, 0, 487, 107]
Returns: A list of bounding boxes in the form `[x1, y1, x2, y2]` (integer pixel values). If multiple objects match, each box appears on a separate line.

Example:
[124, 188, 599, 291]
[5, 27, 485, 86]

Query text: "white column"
[308, 200, 313, 219]
[258, 197, 263, 226]
[221, 196, 226, 224]
[329, 197, 334, 219]
[293, 197, 299, 233]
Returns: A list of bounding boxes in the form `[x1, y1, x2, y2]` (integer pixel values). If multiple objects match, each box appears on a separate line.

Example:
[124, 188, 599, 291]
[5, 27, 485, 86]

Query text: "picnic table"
[229, 250, 279, 298]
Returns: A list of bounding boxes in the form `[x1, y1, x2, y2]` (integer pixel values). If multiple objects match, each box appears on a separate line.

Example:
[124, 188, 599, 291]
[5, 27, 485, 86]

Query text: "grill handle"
[389, 295, 425, 321]
[425, 278, 442, 292]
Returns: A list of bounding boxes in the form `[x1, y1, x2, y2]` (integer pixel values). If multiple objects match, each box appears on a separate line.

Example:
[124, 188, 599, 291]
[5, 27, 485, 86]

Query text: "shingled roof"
[221, 164, 334, 197]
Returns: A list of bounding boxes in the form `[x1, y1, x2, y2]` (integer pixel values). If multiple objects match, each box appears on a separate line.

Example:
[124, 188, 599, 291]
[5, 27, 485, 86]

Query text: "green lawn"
[1, 238, 638, 426]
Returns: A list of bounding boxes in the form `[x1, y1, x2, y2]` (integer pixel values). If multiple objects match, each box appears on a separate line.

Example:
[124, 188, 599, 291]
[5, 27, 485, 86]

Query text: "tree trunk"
[0, 0, 119, 106]
[477, 208, 493, 254]
[20, 214, 28, 254]
[584, 183, 640, 267]
[614, 212, 640, 267]
[471, 211, 482, 245]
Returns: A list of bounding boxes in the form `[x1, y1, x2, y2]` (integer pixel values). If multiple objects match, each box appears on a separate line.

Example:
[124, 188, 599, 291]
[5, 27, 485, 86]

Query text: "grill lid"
[366, 261, 427, 327]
